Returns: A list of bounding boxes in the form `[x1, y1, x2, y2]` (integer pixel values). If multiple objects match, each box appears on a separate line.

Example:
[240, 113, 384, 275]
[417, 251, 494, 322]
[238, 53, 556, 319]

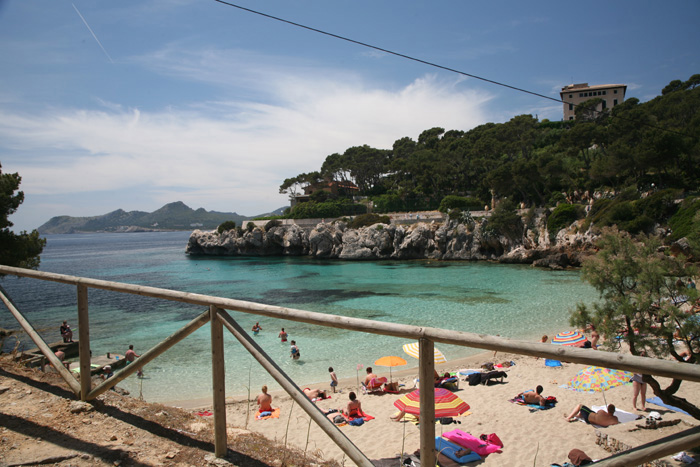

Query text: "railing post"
[77, 284, 91, 401]
[419, 337, 436, 467]
[210, 306, 228, 458]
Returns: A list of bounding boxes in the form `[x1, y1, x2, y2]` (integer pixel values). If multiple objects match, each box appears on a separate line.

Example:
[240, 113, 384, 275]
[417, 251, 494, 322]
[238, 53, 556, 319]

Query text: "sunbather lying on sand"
[564, 403, 619, 426]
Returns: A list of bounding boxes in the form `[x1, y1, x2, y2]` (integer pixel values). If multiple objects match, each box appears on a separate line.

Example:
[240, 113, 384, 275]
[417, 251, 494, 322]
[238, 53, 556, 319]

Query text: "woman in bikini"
[342, 392, 362, 418]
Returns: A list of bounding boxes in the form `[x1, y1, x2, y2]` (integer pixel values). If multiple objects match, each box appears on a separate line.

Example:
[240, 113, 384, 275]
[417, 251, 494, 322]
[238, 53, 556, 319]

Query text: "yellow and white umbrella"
[402, 342, 447, 364]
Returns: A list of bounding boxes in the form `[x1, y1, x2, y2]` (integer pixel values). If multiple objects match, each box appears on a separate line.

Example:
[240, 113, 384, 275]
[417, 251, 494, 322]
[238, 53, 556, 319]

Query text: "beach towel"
[580, 406, 639, 427]
[346, 410, 375, 422]
[255, 407, 280, 420]
[442, 429, 503, 456]
[646, 396, 690, 416]
[545, 359, 562, 367]
[194, 410, 213, 417]
[435, 437, 481, 464]
[509, 393, 556, 410]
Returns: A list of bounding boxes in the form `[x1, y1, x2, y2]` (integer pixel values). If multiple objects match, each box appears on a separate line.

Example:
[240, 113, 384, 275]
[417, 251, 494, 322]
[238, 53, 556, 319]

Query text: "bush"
[246, 222, 255, 232]
[484, 199, 523, 239]
[547, 204, 581, 238]
[348, 213, 391, 229]
[289, 200, 366, 219]
[217, 220, 237, 234]
[371, 194, 404, 213]
[439, 195, 483, 213]
[669, 197, 700, 241]
[264, 219, 281, 231]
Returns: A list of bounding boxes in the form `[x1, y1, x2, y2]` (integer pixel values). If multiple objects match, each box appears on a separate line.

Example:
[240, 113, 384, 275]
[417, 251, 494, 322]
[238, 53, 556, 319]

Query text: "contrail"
[72, 3, 113, 63]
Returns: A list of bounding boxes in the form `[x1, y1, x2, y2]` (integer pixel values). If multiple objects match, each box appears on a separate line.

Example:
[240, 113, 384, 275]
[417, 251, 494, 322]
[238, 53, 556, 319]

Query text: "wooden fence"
[0, 265, 698, 466]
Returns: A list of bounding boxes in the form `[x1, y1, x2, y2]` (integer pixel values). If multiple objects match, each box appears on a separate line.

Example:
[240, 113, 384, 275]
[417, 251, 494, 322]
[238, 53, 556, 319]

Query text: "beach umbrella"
[402, 342, 447, 364]
[564, 366, 633, 405]
[394, 387, 469, 418]
[551, 330, 588, 346]
[374, 356, 407, 382]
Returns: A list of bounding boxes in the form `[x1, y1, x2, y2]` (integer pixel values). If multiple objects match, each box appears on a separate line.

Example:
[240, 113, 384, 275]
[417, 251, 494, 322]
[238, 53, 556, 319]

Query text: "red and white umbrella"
[394, 388, 469, 418]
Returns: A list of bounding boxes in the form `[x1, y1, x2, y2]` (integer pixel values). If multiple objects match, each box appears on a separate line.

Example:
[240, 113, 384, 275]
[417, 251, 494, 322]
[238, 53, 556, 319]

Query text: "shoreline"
[160, 335, 699, 465]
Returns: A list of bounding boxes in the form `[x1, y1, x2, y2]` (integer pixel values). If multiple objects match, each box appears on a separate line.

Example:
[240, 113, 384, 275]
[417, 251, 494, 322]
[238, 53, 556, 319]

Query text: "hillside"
[37, 202, 286, 234]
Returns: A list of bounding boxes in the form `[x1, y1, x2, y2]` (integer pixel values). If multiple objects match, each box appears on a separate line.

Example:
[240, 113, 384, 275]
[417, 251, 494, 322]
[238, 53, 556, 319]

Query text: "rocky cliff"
[186, 213, 600, 269]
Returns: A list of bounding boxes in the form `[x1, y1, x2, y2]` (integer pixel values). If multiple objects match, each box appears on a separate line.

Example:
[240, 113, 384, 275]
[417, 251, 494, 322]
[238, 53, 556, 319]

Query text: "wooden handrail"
[1, 265, 698, 383]
[2, 264, 699, 467]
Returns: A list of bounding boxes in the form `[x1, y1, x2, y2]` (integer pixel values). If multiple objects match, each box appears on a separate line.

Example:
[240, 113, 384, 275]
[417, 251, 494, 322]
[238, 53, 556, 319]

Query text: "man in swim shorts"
[520, 385, 547, 406]
[565, 403, 619, 426]
[256, 385, 272, 413]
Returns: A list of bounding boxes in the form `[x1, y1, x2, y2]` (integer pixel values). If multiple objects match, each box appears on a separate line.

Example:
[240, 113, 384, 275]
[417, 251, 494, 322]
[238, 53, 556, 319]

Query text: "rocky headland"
[186, 212, 601, 269]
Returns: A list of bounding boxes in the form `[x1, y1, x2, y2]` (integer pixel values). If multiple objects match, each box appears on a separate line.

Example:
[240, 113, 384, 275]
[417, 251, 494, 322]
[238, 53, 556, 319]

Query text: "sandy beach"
[177, 349, 699, 466]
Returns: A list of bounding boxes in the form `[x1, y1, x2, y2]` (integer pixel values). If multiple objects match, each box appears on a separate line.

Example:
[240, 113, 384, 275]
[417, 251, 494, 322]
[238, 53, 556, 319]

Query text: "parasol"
[403, 342, 447, 364]
[564, 366, 633, 404]
[374, 356, 407, 382]
[552, 330, 588, 346]
[394, 387, 469, 418]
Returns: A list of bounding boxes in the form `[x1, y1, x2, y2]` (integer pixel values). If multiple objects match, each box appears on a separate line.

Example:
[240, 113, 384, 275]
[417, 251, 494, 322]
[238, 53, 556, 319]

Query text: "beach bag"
[438, 417, 461, 425]
[348, 417, 364, 426]
[480, 433, 503, 447]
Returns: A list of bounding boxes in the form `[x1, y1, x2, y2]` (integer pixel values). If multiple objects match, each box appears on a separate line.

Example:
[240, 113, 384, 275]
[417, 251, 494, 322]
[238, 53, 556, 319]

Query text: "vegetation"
[278, 76, 699, 237]
[0, 165, 45, 270]
[547, 203, 584, 240]
[348, 213, 391, 229]
[217, 220, 237, 234]
[570, 229, 699, 419]
[483, 199, 523, 239]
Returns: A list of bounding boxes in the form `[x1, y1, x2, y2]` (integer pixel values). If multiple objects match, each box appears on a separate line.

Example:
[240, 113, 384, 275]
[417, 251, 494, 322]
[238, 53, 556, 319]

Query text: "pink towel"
[442, 429, 503, 456]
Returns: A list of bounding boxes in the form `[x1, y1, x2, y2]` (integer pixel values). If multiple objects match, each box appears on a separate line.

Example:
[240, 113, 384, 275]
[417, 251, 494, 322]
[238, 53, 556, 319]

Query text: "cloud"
[1, 60, 493, 230]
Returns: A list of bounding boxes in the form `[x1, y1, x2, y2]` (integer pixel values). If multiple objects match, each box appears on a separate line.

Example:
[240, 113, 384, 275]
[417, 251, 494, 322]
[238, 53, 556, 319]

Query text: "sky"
[1, 1, 698, 232]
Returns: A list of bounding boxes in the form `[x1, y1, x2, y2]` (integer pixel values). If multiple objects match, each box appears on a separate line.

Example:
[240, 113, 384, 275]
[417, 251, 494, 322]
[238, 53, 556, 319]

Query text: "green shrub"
[289, 200, 366, 219]
[547, 204, 581, 238]
[669, 197, 700, 241]
[217, 220, 237, 234]
[264, 219, 281, 231]
[371, 194, 404, 213]
[246, 222, 255, 232]
[439, 195, 483, 213]
[349, 213, 391, 229]
[484, 199, 523, 239]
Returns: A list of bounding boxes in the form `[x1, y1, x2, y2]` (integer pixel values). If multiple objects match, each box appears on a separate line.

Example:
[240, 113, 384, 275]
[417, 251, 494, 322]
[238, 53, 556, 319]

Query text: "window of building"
[602, 100, 607, 109]
[614, 99, 618, 106]
[614, 90, 618, 94]
[569, 94, 573, 98]
[569, 104, 573, 110]
[603, 90, 607, 95]
[569, 116, 574, 120]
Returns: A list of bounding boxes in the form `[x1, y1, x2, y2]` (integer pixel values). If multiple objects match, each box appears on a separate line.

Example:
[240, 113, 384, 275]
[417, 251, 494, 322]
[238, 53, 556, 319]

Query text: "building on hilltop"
[560, 83, 627, 120]
[291, 179, 359, 207]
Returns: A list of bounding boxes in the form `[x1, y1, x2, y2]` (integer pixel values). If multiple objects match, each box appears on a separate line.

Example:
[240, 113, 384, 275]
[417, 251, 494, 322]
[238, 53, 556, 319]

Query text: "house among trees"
[560, 82, 626, 120]
[291, 179, 359, 207]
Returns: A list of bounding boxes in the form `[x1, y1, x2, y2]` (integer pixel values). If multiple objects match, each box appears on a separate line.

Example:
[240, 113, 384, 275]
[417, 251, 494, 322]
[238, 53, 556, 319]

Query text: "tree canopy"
[570, 229, 699, 419]
[280, 75, 700, 216]
[0, 165, 45, 271]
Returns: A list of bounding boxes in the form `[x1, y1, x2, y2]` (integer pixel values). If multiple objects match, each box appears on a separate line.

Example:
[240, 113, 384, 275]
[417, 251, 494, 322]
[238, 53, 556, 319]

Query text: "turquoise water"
[0, 231, 598, 402]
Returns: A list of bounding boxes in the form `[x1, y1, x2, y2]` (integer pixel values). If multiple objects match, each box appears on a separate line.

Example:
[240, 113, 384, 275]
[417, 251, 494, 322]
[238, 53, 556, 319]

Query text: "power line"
[213, 0, 692, 138]
[213, 0, 562, 105]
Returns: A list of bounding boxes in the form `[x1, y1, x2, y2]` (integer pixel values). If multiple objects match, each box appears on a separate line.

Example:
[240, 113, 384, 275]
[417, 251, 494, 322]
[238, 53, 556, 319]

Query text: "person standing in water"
[278, 328, 288, 342]
[290, 340, 300, 360]
[252, 322, 262, 335]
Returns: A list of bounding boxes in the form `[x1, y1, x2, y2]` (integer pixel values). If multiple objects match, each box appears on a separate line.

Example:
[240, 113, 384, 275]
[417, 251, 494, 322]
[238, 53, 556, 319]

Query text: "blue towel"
[545, 359, 562, 367]
[646, 397, 690, 416]
[435, 436, 481, 463]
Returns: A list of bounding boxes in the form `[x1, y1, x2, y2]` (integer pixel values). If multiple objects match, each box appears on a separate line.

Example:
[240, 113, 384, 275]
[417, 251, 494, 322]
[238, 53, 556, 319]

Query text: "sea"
[0, 231, 599, 403]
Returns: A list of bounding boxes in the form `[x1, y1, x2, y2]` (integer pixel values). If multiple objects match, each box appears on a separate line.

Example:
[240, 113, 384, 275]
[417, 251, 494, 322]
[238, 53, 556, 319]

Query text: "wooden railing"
[1, 265, 699, 466]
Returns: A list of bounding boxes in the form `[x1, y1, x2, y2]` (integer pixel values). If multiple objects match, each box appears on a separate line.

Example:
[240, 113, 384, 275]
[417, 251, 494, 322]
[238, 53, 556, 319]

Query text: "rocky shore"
[186, 212, 600, 269]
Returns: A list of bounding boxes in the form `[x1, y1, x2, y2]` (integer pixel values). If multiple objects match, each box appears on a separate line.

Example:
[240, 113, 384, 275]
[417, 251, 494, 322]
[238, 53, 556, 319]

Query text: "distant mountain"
[37, 202, 288, 234]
